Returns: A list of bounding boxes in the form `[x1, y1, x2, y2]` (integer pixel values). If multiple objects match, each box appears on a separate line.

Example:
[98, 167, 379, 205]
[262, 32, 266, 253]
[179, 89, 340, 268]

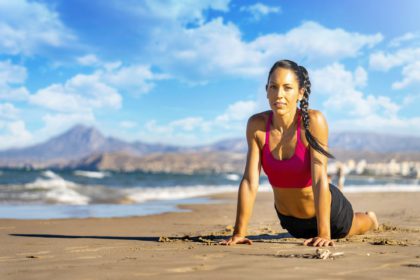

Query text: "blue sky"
[1, 0, 420, 149]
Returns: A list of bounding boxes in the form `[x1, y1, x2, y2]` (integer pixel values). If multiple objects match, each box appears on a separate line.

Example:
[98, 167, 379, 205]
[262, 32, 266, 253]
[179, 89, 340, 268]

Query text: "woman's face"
[266, 67, 304, 116]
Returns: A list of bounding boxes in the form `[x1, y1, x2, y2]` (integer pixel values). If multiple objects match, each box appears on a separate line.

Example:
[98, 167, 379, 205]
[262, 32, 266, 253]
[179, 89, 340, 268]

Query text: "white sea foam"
[126, 183, 272, 203]
[41, 170, 61, 179]
[225, 173, 240, 181]
[24, 171, 90, 205]
[44, 187, 90, 205]
[74, 170, 110, 179]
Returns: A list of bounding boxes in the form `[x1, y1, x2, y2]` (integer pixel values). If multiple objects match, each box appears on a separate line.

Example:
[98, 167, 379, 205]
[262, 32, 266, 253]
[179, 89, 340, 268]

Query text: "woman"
[221, 59, 378, 247]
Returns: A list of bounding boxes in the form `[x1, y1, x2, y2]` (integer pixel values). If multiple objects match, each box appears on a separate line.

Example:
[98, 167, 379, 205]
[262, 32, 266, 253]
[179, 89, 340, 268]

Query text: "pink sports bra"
[261, 110, 312, 188]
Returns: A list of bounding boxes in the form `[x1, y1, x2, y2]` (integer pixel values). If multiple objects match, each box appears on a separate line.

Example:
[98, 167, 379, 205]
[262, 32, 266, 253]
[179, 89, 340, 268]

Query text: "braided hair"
[266, 59, 334, 159]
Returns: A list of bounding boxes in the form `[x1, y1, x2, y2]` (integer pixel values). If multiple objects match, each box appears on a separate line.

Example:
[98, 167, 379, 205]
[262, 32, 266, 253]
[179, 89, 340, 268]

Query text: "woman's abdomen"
[273, 186, 316, 219]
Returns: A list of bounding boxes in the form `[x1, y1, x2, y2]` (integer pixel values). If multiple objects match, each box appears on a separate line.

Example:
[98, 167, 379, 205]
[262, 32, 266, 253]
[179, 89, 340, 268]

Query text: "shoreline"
[1, 186, 420, 220]
[1, 191, 420, 279]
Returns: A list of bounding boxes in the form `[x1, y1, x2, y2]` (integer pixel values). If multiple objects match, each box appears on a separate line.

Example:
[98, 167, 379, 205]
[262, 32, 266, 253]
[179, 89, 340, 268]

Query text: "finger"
[313, 238, 323, 247]
[243, 239, 253, 245]
[303, 238, 313, 246]
[236, 238, 252, 245]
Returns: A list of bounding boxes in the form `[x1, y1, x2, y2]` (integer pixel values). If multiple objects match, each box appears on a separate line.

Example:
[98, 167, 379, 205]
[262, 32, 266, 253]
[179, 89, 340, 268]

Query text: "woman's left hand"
[303, 236, 335, 247]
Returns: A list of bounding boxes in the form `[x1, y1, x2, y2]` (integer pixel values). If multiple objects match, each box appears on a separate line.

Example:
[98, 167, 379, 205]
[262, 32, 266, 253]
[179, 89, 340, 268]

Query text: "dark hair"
[266, 59, 334, 158]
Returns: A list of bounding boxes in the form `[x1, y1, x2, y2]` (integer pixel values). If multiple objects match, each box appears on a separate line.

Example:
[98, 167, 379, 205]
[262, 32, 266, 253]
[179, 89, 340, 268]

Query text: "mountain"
[0, 124, 181, 166]
[61, 151, 246, 174]
[1, 124, 420, 170]
[329, 132, 420, 153]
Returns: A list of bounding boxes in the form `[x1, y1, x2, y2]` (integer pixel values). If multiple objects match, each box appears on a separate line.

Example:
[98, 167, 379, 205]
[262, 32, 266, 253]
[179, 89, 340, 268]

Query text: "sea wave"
[22, 170, 90, 205]
[1, 175, 420, 206]
[126, 183, 271, 203]
[74, 170, 111, 179]
[225, 173, 240, 181]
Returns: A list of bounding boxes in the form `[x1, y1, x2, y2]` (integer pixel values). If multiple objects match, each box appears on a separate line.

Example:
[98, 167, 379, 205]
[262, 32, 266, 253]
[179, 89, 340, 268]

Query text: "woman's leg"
[347, 211, 379, 236]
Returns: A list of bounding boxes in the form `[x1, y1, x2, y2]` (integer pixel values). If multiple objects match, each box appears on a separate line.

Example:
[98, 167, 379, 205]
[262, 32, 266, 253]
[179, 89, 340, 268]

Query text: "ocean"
[0, 169, 419, 219]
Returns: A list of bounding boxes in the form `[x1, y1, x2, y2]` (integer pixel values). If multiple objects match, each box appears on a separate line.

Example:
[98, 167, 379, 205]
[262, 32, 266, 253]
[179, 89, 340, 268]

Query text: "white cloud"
[354, 66, 368, 87]
[251, 21, 382, 62]
[104, 64, 169, 95]
[389, 32, 418, 48]
[0, 101, 32, 149]
[215, 100, 257, 123]
[402, 93, 420, 106]
[0, 120, 33, 149]
[369, 44, 420, 90]
[311, 63, 399, 117]
[240, 3, 281, 20]
[0, 102, 20, 120]
[392, 61, 420, 89]
[120, 0, 230, 25]
[32, 112, 96, 144]
[76, 54, 100, 66]
[170, 117, 208, 132]
[151, 20, 383, 81]
[120, 121, 137, 129]
[30, 62, 167, 114]
[369, 47, 420, 71]
[30, 72, 122, 113]
[0, 0, 75, 55]
[331, 115, 420, 136]
[145, 117, 209, 134]
[310, 63, 420, 135]
[143, 100, 257, 145]
[0, 60, 26, 85]
[0, 60, 30, 101]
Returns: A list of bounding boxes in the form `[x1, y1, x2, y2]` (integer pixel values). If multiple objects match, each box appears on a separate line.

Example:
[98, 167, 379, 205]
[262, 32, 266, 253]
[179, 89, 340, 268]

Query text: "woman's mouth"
[274, 101, 286, 107]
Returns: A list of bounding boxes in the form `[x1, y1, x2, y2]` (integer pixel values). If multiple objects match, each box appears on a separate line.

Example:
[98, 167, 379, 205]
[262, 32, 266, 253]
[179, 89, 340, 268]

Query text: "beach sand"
[1, 191, 419, 279]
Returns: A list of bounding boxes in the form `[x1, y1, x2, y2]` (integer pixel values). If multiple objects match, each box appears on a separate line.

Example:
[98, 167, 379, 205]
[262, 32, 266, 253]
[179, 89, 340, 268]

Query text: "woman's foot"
[366, 211, 379, 230]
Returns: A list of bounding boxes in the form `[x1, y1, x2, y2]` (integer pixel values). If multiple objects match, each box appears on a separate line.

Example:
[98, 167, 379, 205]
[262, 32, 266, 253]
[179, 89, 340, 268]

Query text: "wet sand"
[1, 191, 419, 279]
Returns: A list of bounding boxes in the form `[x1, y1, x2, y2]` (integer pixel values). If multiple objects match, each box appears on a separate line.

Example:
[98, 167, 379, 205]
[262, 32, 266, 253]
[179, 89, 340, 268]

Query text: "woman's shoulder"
[307, 109, 327, 127]
[306, 109, 328, 138]
[246, 111, 270, 149]
[247, 110, 271, 129]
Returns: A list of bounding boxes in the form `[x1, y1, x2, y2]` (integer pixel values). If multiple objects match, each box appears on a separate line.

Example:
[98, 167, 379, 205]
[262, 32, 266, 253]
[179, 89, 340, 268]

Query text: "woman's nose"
[274, 88, 285, 98]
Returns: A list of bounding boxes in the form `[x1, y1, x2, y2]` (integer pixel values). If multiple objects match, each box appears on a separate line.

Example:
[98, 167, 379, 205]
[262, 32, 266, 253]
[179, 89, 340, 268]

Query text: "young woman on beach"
[222, 59, 379, 247]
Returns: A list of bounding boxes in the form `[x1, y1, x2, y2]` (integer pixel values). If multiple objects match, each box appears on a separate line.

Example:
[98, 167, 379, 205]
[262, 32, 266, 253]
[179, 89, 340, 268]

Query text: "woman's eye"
[270, 85, 277, 89]
[285, 87, 292, 91]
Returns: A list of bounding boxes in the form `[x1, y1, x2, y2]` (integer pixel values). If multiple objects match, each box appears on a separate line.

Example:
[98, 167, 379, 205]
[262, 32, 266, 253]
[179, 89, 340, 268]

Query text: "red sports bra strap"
[265, 111, 272, 145]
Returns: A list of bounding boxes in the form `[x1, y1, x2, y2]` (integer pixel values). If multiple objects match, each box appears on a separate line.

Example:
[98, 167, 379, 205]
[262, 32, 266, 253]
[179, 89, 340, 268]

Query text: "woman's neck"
[272, 109, 298, 133]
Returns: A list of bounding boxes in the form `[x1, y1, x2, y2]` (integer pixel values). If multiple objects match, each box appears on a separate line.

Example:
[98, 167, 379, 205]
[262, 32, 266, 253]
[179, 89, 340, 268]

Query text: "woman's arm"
[221, 115, 262, 245]
[303, 110, 334, 247]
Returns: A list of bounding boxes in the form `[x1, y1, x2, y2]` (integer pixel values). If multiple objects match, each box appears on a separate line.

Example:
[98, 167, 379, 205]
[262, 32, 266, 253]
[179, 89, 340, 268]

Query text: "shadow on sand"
[10, 232, 295, 244]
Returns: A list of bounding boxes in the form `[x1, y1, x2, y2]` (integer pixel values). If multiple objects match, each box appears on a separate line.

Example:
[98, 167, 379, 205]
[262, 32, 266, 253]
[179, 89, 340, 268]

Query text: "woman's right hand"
[219, 235, 253, 246]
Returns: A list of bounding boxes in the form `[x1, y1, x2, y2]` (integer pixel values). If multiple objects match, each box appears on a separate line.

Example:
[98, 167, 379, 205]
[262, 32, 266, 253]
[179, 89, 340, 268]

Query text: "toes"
[366, 211, 379, 230]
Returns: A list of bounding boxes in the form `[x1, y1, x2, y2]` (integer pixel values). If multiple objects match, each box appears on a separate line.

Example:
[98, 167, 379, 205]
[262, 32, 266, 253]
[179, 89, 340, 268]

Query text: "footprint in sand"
[193, 253, 225, 260]
[0, 256, 17, 262]
[76, 255, 103, 260]
[0, 226, 15, 230]
[168, 264, 215, 273]
[66, 246, 122, 253]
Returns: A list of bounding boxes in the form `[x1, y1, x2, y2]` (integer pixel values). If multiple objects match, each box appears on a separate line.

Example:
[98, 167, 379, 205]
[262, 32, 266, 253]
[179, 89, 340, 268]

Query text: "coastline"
[1, 191, 419, 279]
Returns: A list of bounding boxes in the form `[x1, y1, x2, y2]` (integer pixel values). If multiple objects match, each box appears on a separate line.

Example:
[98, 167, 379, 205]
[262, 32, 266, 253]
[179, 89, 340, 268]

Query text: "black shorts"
[274, 184, 354, 239]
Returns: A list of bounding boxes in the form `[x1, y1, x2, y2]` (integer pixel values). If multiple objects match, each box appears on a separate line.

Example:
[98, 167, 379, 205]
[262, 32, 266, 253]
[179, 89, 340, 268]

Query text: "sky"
[0, 0, 420, 149]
